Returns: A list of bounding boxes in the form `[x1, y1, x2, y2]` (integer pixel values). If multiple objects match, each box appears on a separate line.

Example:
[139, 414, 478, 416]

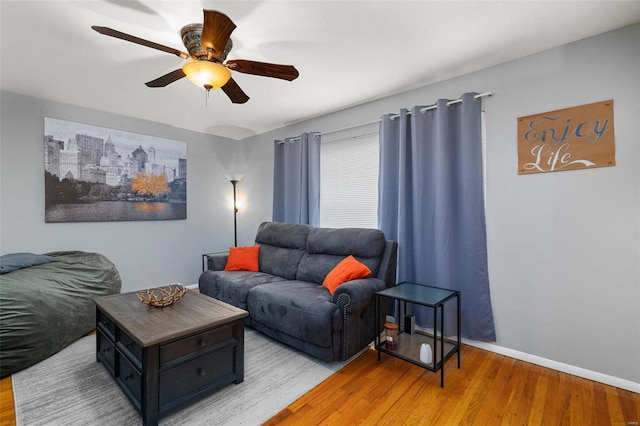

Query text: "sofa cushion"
[322, 255, 371, 295]
[247, 281, 340, 348]
[200, 270, 286, 311]
[254, 222, 311, 280]
[296, 227, 386, 284]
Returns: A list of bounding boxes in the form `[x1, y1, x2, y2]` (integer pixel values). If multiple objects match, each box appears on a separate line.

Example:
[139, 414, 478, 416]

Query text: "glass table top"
[376, 282, 458, 306]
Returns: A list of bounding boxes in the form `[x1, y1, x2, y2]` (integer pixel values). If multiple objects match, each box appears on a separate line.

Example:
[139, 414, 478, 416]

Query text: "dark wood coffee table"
[94, 290, 248, 426]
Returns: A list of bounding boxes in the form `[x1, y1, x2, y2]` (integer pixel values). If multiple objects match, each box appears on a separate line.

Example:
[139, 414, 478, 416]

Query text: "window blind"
[320, 132, 379, 228]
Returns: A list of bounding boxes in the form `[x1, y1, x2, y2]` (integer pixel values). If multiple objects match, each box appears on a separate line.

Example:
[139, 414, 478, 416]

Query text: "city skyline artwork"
[44, 117, 187, 222]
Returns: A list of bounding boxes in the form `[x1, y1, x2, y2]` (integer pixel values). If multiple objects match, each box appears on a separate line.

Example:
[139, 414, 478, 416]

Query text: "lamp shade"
[182, 61, 231, 90]
[224, 173, 244, 182]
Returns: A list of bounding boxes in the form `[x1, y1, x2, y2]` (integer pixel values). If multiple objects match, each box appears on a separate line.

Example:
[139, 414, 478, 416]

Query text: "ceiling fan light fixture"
[182, 60, 231, 91]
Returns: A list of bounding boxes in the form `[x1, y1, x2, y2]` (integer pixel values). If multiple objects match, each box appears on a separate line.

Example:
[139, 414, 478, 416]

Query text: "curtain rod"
[276, 92, 493, 143]
[392, 92, 493, 119]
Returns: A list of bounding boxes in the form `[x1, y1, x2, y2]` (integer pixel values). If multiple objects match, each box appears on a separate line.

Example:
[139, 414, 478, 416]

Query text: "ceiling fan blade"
[92, 26, 190, 59]
[225, 60, 299, 81]
[201, 10, 236, 59]
[221, 78, 249, 104]
[145, 69, 186, 87]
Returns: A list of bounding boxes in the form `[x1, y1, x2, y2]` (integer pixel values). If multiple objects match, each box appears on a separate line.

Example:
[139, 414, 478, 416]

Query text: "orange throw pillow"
[224, 245, 260, 272]
[322, 255, 371, 295]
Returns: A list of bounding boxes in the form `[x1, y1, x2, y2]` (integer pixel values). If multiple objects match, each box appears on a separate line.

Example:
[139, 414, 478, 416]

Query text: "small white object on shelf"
[420, 343, 433, 364]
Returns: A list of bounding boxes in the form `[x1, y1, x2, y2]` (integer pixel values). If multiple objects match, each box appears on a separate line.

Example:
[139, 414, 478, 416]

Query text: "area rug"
[12, 329, 346, 425]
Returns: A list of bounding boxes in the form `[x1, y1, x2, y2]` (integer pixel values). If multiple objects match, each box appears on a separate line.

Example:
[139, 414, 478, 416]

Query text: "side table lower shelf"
[375, 330, 458, 372]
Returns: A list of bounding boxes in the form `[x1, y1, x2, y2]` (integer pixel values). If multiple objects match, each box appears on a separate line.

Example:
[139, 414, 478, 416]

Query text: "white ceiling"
[1, 1, 639, 140]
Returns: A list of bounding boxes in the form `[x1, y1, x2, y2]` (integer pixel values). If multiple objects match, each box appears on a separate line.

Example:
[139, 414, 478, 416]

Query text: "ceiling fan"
[92, 9, 299, 104]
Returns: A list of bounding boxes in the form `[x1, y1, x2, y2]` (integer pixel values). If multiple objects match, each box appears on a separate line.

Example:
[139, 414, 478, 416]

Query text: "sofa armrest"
[332, 278, 386, 312]
[332, 277, 386, 360]
[205, 252, 229, 271]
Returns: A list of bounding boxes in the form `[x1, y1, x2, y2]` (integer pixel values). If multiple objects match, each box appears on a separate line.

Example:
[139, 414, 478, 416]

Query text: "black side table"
[375, 282, 461, 387]
[201, 253, 214, 271]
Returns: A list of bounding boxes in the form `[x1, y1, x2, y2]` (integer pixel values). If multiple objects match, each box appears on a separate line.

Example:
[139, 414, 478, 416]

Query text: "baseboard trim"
[185, 283, 198, 290]
[463, 338, 640, 393]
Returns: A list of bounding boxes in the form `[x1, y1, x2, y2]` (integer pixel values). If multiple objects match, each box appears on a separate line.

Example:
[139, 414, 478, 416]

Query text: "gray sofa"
[198, 221, 397, 362]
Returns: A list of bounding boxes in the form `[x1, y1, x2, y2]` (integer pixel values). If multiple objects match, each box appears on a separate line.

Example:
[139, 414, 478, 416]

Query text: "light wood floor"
[264, 345, 639, 425]
[0, 377, 15, 426]
[2, 344, 638, 426]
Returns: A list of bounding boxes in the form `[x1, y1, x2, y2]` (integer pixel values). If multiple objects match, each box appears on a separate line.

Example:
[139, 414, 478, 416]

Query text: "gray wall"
[1, 24, 638, 386]
[240, 24, 640, 385]
[0, 91, 240, 292]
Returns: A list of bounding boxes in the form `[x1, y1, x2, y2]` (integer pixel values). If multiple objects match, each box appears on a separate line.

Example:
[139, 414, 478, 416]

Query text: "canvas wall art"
[44, 118, 187, 222]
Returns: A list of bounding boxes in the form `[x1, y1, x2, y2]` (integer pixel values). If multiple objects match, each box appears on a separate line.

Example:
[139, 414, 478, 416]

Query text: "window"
[320, 132, 379, 228]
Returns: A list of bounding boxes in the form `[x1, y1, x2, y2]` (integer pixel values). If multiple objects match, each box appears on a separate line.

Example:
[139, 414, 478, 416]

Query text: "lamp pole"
[231, 180, 238, 247]
[225, 173, 244, 247]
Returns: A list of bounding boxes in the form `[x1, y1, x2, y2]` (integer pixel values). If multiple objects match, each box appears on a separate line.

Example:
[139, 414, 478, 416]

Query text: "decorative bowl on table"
[137, 284, 187, 307]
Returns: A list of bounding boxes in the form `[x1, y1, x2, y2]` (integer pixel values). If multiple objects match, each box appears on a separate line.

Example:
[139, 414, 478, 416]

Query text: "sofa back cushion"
[296, 227, 386, 285]
[254, 222, 312, 280]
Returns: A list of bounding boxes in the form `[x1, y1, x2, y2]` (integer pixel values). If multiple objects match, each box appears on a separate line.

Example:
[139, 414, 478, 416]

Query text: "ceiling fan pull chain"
[205, 84, 214, 107]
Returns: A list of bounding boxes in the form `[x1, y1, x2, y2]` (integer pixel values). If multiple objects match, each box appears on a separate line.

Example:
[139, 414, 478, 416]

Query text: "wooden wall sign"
[517, 100, 615, 174]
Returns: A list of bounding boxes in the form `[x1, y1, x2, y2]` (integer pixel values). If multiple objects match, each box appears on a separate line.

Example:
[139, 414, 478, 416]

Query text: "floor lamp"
[225, 174, 244, 247]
